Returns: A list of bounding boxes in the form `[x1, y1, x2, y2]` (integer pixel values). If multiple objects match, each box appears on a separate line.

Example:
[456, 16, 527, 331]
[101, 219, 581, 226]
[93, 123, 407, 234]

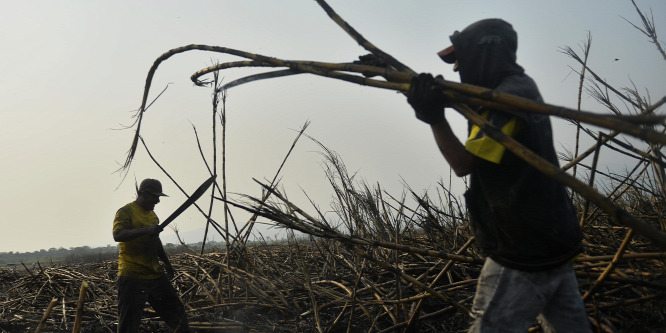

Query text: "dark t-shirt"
[464, 74, 582, 271]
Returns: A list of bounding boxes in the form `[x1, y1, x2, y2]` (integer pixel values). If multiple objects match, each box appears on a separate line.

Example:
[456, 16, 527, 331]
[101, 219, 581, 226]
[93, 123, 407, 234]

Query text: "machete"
[158, 175, 216, 230]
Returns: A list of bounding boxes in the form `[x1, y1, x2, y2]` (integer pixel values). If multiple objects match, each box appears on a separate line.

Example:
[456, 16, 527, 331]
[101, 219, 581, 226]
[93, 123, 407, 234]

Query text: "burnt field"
[2, 218, 665, 332]
[3, 0, 666, 332]
[3, 152, 666, 332]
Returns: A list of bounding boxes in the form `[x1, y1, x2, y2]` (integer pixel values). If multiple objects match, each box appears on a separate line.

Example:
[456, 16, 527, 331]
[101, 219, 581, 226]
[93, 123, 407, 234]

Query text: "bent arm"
[113, 226, 161, 242]
[430, 118, 476, 177]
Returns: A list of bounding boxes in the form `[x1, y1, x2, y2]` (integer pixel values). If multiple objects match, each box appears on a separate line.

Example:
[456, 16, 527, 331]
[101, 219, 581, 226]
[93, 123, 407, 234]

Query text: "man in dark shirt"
[407, 19, 591, 332]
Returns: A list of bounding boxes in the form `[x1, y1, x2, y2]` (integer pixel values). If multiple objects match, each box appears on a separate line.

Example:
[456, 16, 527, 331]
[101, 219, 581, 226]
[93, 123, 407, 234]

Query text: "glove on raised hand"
[407, 73, 447, 124]
[354, 54, 390, 77]
[354, 53, 389, 68]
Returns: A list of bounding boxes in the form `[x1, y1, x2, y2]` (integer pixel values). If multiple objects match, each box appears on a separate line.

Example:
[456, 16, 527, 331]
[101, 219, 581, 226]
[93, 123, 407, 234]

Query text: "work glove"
[353, 53, 390, 77]
[354, 53, 389, 68]
[407, 73, 447, 124]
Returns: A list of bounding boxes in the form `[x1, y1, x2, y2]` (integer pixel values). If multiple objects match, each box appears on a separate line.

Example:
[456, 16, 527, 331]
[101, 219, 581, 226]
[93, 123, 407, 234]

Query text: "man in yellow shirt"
[113, 178, 190, 332]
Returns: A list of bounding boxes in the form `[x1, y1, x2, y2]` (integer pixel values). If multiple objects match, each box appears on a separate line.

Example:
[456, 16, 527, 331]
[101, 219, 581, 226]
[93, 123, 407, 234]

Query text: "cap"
[437, 45, 456, 64]
[138, 178, 168, 197]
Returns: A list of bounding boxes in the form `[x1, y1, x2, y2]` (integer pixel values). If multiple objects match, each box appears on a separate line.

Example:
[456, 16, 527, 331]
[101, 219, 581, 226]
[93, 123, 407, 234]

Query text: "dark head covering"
[446, 19, 524, 88]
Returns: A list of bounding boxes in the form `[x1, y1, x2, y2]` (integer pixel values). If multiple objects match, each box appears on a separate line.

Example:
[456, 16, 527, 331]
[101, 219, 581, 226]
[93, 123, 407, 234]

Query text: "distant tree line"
[0, 241, 228, 267]
[0, 245, 117, 267]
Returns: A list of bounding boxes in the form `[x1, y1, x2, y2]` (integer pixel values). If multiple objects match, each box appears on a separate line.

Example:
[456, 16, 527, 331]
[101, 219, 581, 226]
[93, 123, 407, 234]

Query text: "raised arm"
[429, 119, 476, 177]
[407, 73, 476, 177]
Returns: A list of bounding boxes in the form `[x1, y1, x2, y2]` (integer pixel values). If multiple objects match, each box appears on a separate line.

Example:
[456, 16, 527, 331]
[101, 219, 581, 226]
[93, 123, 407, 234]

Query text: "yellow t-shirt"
[113, 202, 162, 279]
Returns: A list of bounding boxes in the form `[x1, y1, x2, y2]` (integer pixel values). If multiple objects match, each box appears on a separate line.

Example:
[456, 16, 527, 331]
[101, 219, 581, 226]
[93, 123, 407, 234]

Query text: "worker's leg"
[538, 263, 591, 333]
[117, 277, 150, 333]
[148, 275, 191, 333]
[469, 258, 547, 333]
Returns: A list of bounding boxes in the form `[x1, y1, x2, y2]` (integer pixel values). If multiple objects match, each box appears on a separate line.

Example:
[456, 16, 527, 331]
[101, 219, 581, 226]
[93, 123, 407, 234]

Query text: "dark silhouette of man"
[113, 178, 190, 332]
[408, 19, 591, 332]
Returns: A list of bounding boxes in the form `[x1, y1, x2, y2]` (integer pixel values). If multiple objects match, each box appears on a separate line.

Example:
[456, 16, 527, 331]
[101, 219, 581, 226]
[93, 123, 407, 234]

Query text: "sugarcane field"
[2, 181, 666, 332]
[2, 0, 666, 332]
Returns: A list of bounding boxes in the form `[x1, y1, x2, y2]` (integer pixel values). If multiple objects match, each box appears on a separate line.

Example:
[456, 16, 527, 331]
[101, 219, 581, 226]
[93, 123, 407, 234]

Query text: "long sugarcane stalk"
[450, 101, 666, 248]
[124, 0, 666, 252]
[571, 33, 592, 181]
[126, 44, 666, 173]
[579, 134, 604, 228]
[582, 229, 635, 300]
[193, 57, 666, 140]
[313, 0, 415, 75]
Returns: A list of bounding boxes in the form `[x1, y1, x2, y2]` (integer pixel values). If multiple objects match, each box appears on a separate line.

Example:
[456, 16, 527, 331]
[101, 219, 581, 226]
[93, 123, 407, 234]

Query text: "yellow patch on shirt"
[465, 110, 521, 164]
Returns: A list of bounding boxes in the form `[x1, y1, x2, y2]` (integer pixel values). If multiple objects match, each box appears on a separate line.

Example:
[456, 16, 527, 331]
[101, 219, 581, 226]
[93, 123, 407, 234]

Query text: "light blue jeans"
[469, 258, 591, 333]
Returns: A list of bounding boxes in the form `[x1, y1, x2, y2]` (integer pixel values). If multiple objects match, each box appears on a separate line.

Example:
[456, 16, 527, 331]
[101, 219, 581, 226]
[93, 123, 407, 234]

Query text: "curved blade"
[159, 175, 216, 229]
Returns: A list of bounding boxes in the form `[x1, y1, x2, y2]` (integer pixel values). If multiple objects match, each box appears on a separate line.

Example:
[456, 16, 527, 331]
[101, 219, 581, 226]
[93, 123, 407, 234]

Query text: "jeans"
[117, 275, 190, 333]
[469, 258, 591, 333]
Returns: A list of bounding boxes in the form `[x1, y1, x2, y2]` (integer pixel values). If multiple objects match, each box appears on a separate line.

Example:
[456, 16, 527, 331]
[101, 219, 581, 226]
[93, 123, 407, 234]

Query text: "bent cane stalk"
[313, 0, 415, 75]
[125, 40, 666, 173]
[583, 229, 635, 300]
[451, 102, 666, 249]
[220, 182, 483, 264]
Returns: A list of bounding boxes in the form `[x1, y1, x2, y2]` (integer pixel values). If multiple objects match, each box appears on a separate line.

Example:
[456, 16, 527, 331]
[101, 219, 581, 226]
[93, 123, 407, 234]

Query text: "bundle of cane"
[122, 0, 666, 249]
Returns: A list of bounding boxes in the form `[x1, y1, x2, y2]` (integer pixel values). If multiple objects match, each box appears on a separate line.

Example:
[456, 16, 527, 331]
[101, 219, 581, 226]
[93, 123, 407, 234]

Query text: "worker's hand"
[146, 225, 163, 236]
[354, 53, 388, 68]
[354, 53, 389, 77]
[407, 73, 447, 124]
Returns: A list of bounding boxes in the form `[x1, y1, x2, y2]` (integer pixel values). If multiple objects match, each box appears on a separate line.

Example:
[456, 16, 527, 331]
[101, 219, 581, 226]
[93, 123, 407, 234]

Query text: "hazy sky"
[1, 0, 664, 253]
